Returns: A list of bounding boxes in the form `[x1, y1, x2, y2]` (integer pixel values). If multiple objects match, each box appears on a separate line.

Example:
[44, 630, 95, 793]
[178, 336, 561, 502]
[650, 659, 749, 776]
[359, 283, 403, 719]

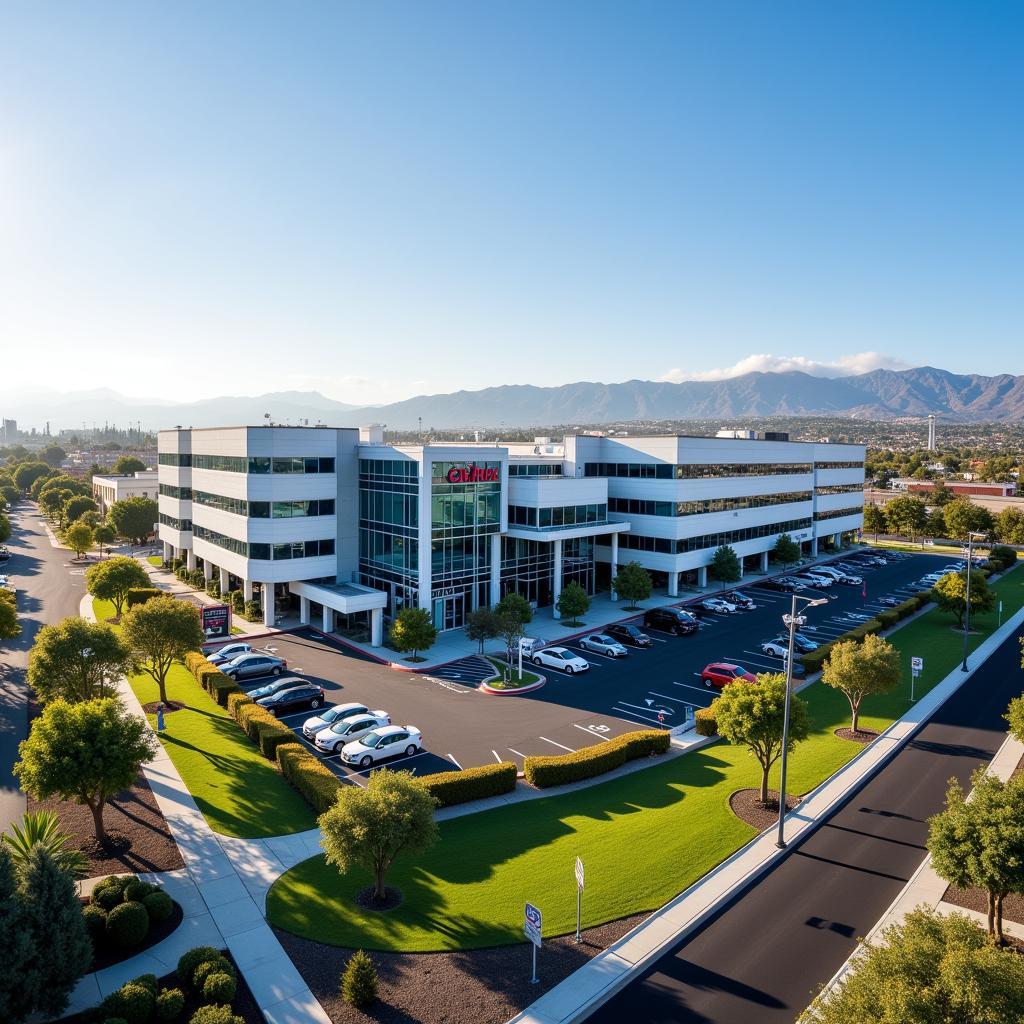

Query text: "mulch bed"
[941, 884, 1024, 929]
[835, 727, 880, 744]
[86, 898, 184, 972]
[729, 788, 799, 831]
[142, 699, 186, 714]
[355, 886, 403, 912]
[274, 912, 649, 1024]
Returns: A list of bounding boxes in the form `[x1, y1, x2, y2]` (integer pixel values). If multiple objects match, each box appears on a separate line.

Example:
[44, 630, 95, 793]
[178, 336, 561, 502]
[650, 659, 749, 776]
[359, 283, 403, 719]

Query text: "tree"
[63, 494, 98, 525]
[38, 487, 74, 522]
[713, 674, 809, 805]
[771, 533, 800, 566]
[0, 511, 9, 545]
[708, 544, 741, 583]
[884, 495, 928, 542]
[944, 497, 994, 541]
[85, 555, 150, 616]
[319, 767, 438, 900]
[799, 907, 1024, 1024]
[0, 846, 33, 1022]
[929, 768, 1024, 943]
[556, 580, 590, 625]
[341, 949, 378, 1008]
[121, 596, 205, 705]
[932, 569, 995, 630]
[821, 633, 900, 734]
[112, 455, 147, 475]
[38, 474, 90, 501]
[465, 607, 500, 654]
[27, 469, 59, 500]
[28, 617, 133, 704]
[495, 609, 527, 664]
[14, 697, 155, 843]
[0, 592, 19, 641]
[862, 504, 886, 539]
[611, 561, 653, 609]
[995, 507, 1024, 545]
[388, 607, 437, 661]
[93, 521, 116, 557]
[925, 507, 947, 537]
[39, 444, 66, 468]
[108, 495, 158, 545]
[1008, 693, 1024, 742]
[62, 521, 93, 559]
[930, 479, 954, 506]
[496, 591, 533, 627]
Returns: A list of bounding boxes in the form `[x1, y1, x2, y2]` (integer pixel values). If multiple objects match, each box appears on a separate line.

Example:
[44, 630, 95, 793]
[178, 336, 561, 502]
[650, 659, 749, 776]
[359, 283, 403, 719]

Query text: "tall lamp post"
[960, 530, 987, 673]
[776, 593, 828, 849]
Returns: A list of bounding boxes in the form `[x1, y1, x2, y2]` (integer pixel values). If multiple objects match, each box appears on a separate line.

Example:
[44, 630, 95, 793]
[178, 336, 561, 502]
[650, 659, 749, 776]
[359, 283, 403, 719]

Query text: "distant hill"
[6, 367, 1024, 432]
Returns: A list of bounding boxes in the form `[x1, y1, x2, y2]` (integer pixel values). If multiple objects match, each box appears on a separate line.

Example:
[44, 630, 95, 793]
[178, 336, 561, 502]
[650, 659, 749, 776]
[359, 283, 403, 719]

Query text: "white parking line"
[492, 749, 503, 763]
[613, 705, 669, 726]
[508, 747, 527, 758]
[618, 699, 674, 715]
[276, 710, 311, 722]
[647, 690, 686, 704]
[539, 736, 576, 752]
[572, 724, 610, 742]
[674, 681, 714, 697]
[348, 750, 434, 776]
[447, 753, 463, 770]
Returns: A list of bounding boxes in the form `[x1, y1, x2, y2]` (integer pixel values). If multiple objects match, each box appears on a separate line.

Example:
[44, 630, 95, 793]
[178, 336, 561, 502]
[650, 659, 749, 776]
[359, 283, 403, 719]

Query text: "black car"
[727, 591, 755, 610]
[643, 607, 698, 636]
[0, 548, 10, 562]
[605, 623, 653, 648]
[256, 683, 325, 715]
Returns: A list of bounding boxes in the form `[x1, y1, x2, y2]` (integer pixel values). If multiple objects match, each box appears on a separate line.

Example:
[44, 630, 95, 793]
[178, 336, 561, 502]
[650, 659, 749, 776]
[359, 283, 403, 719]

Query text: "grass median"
[94, 598, 315, 839]
[267, 564, 1024, 951]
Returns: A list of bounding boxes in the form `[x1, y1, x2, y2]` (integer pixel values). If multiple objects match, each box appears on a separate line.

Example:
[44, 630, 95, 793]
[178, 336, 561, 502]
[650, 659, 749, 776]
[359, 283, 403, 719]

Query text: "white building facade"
[92, 471, 159, 514]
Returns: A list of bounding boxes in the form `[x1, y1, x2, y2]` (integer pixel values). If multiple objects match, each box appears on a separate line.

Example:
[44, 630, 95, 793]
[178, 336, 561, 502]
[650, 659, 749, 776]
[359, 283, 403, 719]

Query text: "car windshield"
[361, 732, 383, 747]
[732, 667, 749, 677]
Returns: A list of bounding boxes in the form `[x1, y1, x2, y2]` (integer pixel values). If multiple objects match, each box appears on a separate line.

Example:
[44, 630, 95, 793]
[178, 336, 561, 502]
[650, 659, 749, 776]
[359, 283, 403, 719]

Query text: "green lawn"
[267, 565, 1024, 951]
[94, 598, 315, 838]
[484, 656, 540, 689]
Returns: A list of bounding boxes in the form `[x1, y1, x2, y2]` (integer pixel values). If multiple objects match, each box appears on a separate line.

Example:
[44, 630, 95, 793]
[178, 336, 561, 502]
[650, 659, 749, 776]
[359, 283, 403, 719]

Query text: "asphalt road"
[0, 503, 89, 834]
[585, 602, 1024, 1023]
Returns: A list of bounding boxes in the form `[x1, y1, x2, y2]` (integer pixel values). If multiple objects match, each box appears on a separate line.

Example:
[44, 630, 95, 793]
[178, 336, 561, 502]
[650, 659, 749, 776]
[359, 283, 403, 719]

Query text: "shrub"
[226, 691, 253, 719]
[876, 610, 899, 628]
[235, 701, 286, 753]
[106, 900, 150, 947]
[277, 742, 342, 812]
[341, 949, 378, 1008]
[92, 873, 131, 908]
[130, 973, 159, 994]
[188, 1007, 244, 1024]
[230, 590, 244, 613]
[83, 901, 108, 940]
[205, 579, 220, 598]
[123, 879, 156, 902]
[524, 730, 668, 787]
[176, 946, 221, 988]
[117, 980, 156, 1024]
[175, 566, 189, 582]
[257, 718, 297, 759]
[201, 971, 237, 1004]
[242, 599, 263, 622]
[125, 587, 163, 609]
[193, 955, 235, 990]
[694, 706, 718, 736]
[187, 569, 205, 589]
[155, 987, 185, 1020]
[421, 761, 517, 808]
[104, 1018, 129, 1024]
[143, 889, 173, 922]
[893, 597, 919, 619]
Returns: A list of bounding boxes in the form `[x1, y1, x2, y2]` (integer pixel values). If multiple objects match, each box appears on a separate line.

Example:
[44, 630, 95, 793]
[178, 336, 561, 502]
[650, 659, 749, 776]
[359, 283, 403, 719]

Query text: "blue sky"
[1, 1, 1020, 404]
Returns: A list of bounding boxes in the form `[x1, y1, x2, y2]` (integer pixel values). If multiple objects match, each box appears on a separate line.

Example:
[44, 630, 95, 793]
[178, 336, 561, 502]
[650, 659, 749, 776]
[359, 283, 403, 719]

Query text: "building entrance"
[432, 592, 466, 631]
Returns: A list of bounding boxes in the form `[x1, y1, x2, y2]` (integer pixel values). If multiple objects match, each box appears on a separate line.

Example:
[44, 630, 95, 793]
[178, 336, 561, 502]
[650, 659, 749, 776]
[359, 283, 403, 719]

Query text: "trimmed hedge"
[523, 730, 670, 788]
[106, 900, 150, 948]
[876, 609, 899, 628]
[242, 599, 262, 622]
[183, 652, 243, 707]
[234, 701, 293, 757]
[421, 761, 518, 808]
[125, 587, 162, 608]
[276, 743, 342, 812]
[226, 691, 253, 718]
[694, 707, 718, 737]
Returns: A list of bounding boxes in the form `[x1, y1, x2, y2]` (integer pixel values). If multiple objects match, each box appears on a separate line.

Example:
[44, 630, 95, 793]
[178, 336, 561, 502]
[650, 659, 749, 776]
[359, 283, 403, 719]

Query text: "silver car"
[221, 651, 288, 681]
[579, 634, 628, 657]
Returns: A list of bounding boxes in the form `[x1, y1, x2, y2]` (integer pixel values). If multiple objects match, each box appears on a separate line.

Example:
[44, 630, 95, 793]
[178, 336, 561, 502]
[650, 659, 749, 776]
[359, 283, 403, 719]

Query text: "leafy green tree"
[38, 486, 74, 522]
[930, 479, 954, 506]
[709, 544, 741, 583]
[93, 521, 116, 558]
[0, 592, 19, 641]
[496, 591, 533, 627]
[38, 474, 90, 500]
[862, 504, 886, 539]
[995, 507, 1024, 545]
[121, 595, 205, 706]
[63, 494, 98, 525]
[799, 907, 1024, 1024]
[925, 507, 947, 536]
[108, 495, 158, 545]
[943, 497, 994, 541]
[932, 569, 995, 630]
[821, 633, 901, 734]
[14, 697, 156, 842]
[0, 510, 9, 544]
[771, 533, 800, 566]
[39, 444, 66, 468]
[611, 560, 653, 608]
[388, 607, 437, 661]
[713, 673, 809, 805]
[28, 469, 60, 501]
[0, 846, 33, 1022]
[319, 767, 438, 900]
[556, 580, 590, 625]
[929, 768, 1024, 942]
[86, 555, 150, 616]
[62, 521, 93, 559]
[495, 609, 527, 664]
[0, 484, 17, 509]
[884, 494, 928, 542]
[465, 607, 500, 654]
[1, 810, 89, 880]
[28, 617, 132, 703]
[112, 455, 147, 475]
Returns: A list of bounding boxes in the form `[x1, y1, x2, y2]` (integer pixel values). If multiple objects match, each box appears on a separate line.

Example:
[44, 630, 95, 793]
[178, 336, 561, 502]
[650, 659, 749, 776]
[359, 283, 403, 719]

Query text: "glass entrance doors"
[432, 593, 466, 631]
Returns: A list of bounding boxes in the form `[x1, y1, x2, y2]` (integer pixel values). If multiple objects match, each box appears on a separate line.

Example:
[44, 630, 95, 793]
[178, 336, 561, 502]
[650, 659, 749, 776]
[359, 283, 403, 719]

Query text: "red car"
[700, 662, 757, 689]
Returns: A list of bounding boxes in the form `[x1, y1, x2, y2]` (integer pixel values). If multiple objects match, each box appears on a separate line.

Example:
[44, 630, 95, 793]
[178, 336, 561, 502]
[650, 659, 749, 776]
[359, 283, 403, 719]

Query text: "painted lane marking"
[492, 749, 503, 763]
[613, 705, 670, 727]
[674, 682, 715, 697]
[447, 753, 464, 770]
[539, 736, 576, 752]
[508, 747, 527, 758]
[572, 724, 610, 742]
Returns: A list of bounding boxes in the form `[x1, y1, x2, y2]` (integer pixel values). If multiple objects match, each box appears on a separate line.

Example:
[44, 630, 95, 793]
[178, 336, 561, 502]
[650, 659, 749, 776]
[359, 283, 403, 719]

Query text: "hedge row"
[421, 761, 518, 808]
[276, 742, 342, 813]
[184, 652, 244, 708]
[523, 730, 670, 788]
[694, 707, 718, 737]
[234, 701, 296, 759]
[125, 587, 163, 608]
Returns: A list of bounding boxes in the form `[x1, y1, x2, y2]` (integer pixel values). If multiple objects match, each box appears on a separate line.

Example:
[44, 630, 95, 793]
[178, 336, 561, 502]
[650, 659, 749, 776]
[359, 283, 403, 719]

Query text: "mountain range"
[4, 367, 1024, 432]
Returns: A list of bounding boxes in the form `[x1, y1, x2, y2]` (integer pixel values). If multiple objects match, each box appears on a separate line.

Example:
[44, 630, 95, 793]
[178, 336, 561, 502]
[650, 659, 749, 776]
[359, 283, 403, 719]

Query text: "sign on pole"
[524, 902, 542, 983]
[910, 655, 923, 701]
[201, 604, 232, 640]
[575, 857, 585, 890]
[574, 857, 585, 943]
[911, 656, 923, 672]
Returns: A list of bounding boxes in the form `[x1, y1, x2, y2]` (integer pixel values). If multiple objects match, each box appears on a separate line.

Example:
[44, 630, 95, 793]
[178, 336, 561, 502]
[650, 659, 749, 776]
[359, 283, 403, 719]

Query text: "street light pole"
[961, 531, 985, 673]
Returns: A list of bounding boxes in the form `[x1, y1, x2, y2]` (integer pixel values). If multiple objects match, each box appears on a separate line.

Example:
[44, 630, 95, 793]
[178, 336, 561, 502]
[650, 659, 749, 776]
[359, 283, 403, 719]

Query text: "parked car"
[700, 662, 757, 689]
[532, 646, 590, 674]
[221, 652, 288, 681]
[605, 623, 653, 648]
[835, 573, 863, 586]
[777, 577, 808, 591]
[700, 597, 738, 614]
[877, 596, 901, 607]
[791, 573, 832, 589]
[579, 634, 628, 657]
[0, 547, 10, 562]
[256, 683, 325, 714]
[314, 712, 391, 754]
[763, 633, 818, 657]
[341, 725, 423, 767]
[792, 632, 819, 652]
[761, 577, 800, 592]
[205, 642, 253, 665]
[727, 591, 756, 610]
[248, 676, 308, 701]
[813, 566, 850, 582]
[761, 639, 790, 658]
[643, 607, 699, 636]
[518, 637, 545, 658]
[302, 702, 378, 739]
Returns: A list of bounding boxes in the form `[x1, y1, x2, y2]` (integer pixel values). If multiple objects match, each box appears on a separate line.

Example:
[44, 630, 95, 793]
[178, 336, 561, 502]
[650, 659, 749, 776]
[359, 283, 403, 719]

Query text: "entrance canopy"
[288, 580, 387, 615]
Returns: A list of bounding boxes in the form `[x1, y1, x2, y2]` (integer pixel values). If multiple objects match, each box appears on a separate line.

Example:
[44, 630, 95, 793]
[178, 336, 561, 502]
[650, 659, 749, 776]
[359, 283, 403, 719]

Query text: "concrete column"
[610, 533, 619, 601]
[219, 566, 229, 592]
[174, 546, 182, 562]
[162, 541, 172, 562]
[371, 607, 383, 647]
[243, 578, 253, 603]
[697, 566, 708, 588]
[668, 571, 679, 598]
[186, 549, 196, 571]
[299, 596, 310, 626]
[760, 550, 769, 573]
[489, 534, 501, 608]
[552, 538, 563, 614]
[202, 559, 213, 582]
[738, 561, 745, 580]
[322, 604, 335, 632]
[834, 532, 842, 548]
[262, 584, 274, 628]
[811, 537, 819, 557]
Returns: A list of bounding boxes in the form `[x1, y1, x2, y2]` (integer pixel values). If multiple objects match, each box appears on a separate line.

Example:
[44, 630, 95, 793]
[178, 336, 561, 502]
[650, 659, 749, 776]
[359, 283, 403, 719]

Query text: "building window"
[159, 512, 192, 531]
[193, 524, 334, 559]
[192, 491, 335, 518]
[608, 491, 811, 517]
[159, 484, 192, 499]
[508, 464, 563, 476]
[584, 462, 814, 479]
[814, 506, 864, 521]
[616, 516, 813, 555]
[158, 453, 191, 467]
[814, 461, 864, 470]
[190, 454, 336, 474]
[815, 483, 864, 496]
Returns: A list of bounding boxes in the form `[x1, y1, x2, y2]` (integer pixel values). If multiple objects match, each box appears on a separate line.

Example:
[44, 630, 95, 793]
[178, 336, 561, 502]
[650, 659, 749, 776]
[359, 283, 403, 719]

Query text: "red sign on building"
[446, 464, 500, 484]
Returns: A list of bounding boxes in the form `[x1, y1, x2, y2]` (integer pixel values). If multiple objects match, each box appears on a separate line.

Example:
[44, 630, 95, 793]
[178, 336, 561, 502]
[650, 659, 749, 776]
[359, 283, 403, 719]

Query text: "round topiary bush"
[123, 879, 156, 903]
[83, 902, 108, 941]
[130, 973, 159, 995]
[120, 981, 156, 1024]
[188, 1006, 244, 1024]
[193, 955, 235, 990]
[103, 1018, 129, 1024]
[177, 946, 222, 987]
[201, 971, 237, 1005]
[143, 889, 173, 923]
[106, 900, 150, 948]
[341, 949, 378, 1009]
[92, 881, 127, 911]
[155, 987, 185, 1020]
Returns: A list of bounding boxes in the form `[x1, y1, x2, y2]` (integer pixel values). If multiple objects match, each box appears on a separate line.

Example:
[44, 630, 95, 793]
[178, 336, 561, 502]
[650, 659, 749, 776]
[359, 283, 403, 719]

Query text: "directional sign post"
[574, 857, 585, 942]
[524, 902, 542, 984]
[910, 656, 923, 702]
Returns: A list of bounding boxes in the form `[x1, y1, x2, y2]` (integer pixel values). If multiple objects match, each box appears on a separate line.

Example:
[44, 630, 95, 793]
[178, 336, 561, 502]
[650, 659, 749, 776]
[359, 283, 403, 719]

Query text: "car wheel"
[272, 666, 282, 676]
[359, 754, 372, 768]
[533, 656, 543, 666]
[703, 676, 712, 688]
[310, 698, 321, 709]
[334, 742, 344, 754]
[405, 744, 417, 757]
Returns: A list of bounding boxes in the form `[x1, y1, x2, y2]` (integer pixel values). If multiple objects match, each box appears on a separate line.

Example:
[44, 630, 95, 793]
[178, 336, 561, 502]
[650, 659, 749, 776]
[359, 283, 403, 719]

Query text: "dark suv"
[643, 607, 698, 636]
[606, 623, 653, 648]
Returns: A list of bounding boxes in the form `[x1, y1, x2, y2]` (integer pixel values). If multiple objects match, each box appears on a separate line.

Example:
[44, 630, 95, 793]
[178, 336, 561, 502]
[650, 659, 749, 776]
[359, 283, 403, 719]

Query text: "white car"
[578, 634, 628, 657]
[341, 725, 423, 768]
[532, 647, 590, 674]
[205, 642, 253, 665]
[700, 597, 737, 614]
[315, 713, 390, 754]
[761, 640, 790, 658]
[302, 702, 379, 739]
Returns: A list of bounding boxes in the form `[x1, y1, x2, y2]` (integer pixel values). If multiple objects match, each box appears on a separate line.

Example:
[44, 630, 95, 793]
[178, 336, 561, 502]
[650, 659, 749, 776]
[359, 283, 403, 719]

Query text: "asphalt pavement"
[585, 594, 1024, 1023]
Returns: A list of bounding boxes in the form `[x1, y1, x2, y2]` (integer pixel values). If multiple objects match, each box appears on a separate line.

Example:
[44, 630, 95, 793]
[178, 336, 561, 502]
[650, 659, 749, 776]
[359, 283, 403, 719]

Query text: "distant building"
[92, 471, 159, 513]
[890, 477, 1016, 498]
[1, 419, 16, 444]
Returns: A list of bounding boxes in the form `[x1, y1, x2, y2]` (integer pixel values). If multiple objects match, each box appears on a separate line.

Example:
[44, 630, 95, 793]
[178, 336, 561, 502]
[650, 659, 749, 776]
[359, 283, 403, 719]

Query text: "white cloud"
[659, 352, 911, 384]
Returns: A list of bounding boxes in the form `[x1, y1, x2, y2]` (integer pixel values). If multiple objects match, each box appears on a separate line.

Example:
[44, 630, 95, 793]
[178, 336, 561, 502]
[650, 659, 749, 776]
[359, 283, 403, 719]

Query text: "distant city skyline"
[2, 2, 1021, 404]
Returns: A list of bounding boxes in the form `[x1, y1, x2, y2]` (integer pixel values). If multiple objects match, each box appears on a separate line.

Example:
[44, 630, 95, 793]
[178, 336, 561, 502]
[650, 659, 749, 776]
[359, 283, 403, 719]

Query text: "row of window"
[159, 484, 192, 500]
[193, 490, 336, 519]
[608, 491, 812, 518]
[508, 463, 563, 476]
[430, 491, 501, 531]
[359, 490, 420, 528]
[359, 458, 418, 479]
[160, 453, 336, 474]
[507, 503, 608, 529]
[584, 462, 815, 479]
[360, 528, 419, 573]
[615, 517, 813, 555]
[815, 483, 864, 496]
[815, 461, 863, 470]
[159, 513, 192, 532]
[814, 505, 864, 521]
[192, 524, 335, 560]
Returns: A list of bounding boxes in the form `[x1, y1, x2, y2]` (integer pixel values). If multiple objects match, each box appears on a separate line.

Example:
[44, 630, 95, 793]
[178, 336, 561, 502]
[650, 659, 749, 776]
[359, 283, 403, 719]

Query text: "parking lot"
[215, 550, 951, 787]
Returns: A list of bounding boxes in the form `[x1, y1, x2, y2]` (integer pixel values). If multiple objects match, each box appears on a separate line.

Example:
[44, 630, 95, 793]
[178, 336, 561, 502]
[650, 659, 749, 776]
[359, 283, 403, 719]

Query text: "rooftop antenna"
[418, 416, 422, 442]
[264, 412, 271, 427]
